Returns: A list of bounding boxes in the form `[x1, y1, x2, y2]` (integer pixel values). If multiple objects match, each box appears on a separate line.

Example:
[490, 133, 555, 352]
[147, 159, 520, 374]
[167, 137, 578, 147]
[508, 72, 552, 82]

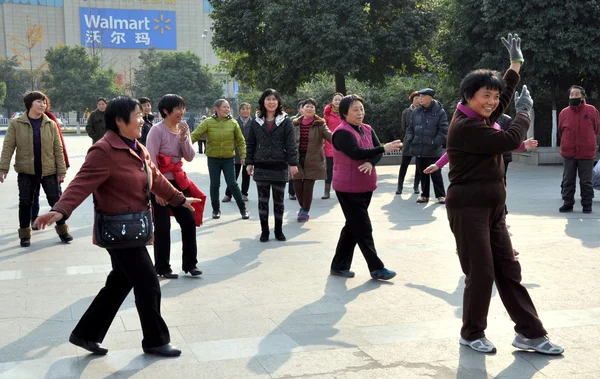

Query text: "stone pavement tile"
[286, 328, 372, 352]
[121, 309, 222, 331]
[212, 302, 310, 323]
[189, 334, 303, 362]
[143, 357, 271, 378]
[178, 319, 283, 343]
[255, 347, 375, 378]
[0, 355, 80, 379]
[0, 336, 77, 364]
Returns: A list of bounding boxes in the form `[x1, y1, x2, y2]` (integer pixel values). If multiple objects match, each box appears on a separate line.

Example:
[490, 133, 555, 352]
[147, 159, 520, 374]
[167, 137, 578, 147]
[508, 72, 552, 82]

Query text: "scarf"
[330, 104, 339, 115]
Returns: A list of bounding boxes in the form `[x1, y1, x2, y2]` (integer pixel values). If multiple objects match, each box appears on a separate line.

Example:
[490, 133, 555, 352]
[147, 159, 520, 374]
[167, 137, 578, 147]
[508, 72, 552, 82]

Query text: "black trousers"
[72, 247, 170, 349]
[397, 154, 421, 190]
[331, 191, 384, 272]
[31, 181, 63, 224]
[325, 157, 334, 185]
[504, 161, 510, 214]
[561, 158, 594, 207]
[151, 180, 197, 274]
[416, 157, 446, 198]
[287, 179, 295, 196]
[226, 163, 251, 197]
[198, 140, 206, 154]
[256, 181, 285, 229]
[17, 174, 64, 228]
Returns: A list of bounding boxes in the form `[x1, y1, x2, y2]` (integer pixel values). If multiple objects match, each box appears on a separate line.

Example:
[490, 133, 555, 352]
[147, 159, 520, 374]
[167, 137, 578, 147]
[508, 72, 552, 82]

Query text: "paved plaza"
[0, 135, 598, 378]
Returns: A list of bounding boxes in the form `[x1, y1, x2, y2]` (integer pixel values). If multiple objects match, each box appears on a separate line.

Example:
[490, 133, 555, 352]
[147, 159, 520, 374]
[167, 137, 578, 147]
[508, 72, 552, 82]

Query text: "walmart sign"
[79, 8, 176, 50]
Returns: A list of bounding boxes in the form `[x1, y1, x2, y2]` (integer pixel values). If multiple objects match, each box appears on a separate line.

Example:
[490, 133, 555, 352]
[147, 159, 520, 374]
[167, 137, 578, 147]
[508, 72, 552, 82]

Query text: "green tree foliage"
[0, 57, 28, 115]
[41, 45, 121, 112]
[0, 82, 6, 108]
[133, 50, 223, 111]
[209, 0, 440, 94]
[438, 0, 600, 144]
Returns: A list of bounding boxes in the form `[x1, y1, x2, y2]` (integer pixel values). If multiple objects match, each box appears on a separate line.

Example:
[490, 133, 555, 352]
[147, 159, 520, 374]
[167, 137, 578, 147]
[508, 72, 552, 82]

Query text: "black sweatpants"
[152, 180, 197, 274]
[416, 157, 446, 198]
[325, 157, 334, 185]
[72, 247, 170, 349]
[330, 191, 385, 272]
[561, 158, 594, 207]
[18, 174, 64, 228]
[397, 154, 421, 191]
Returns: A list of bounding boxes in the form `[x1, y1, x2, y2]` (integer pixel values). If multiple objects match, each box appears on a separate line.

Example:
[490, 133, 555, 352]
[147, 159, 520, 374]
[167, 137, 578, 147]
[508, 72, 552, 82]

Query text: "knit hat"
[418, 88, 436, 97]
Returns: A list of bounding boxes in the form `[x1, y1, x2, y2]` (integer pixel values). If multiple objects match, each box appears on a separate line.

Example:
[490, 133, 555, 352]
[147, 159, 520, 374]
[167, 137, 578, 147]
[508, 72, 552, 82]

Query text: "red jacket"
[45, 111, 70, 169]
[156, 153, 206, 226]
[323, 104, 342, 157]
[559, 103, 600, 159]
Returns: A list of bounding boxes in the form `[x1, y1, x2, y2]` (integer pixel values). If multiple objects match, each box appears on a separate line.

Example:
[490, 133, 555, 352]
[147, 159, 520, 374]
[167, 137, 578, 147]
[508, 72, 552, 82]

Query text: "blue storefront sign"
[79, 7, 177, 50]
[0, 0, 63, 5]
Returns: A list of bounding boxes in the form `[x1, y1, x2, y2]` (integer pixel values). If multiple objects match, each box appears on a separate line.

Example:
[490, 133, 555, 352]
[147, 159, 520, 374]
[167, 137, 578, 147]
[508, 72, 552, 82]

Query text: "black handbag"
[94, 160, 153, 249]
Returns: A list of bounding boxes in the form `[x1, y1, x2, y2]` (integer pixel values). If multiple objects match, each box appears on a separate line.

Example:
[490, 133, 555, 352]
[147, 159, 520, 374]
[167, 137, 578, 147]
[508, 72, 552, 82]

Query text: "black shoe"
[31, 225, 39, 231]
[413, 188, 420, 194]
[158, 272, 179, 279]
[184, 268, 202, 276]
[395, 188, 402, 195]
[559, 204, 573, 213]
[241, 210, 250, 219]
[59, 232, 74, 243]
[583, 205, 592, 214]
[212, 210, 221, 219]
[143, 343, 181, 357]
[289, 194, 296, 200]
[260, 231, 269, 242]
[275, 230, 286, 241]
[69, 333, 108, 355]
[20, 238, 30, 247]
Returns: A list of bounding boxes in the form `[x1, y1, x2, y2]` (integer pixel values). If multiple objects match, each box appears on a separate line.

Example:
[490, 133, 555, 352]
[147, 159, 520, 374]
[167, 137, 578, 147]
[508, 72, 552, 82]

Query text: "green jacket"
[191, 115, 246, 159]
[0, 114, 67, 176]
[86, 109, 106, 144]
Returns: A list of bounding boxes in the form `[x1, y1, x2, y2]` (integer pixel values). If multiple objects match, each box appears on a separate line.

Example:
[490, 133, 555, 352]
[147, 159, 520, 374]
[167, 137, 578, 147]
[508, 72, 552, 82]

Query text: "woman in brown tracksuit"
[445, 34, 563, 355]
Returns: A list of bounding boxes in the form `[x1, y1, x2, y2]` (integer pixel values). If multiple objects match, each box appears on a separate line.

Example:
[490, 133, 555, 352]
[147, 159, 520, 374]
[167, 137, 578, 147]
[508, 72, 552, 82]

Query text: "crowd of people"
[5, 34, 599, 359]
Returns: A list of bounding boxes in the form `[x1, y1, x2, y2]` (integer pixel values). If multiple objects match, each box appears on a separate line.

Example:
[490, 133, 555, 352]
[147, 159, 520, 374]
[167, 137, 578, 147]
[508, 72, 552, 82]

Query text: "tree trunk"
[335, 73, 346, 95]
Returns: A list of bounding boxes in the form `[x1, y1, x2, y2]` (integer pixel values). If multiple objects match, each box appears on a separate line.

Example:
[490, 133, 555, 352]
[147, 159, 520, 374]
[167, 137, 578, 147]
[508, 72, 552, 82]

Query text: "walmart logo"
[153, 14, 172, 35]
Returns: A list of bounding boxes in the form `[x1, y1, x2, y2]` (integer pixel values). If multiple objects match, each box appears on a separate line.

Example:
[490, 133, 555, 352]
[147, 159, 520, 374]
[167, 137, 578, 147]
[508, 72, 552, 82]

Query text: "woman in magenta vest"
[329, 94, 402, 280]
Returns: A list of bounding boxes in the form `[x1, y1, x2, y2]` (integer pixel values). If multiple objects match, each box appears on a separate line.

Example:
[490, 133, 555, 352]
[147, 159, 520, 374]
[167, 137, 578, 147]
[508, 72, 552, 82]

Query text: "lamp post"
[201, 30, 208, 65]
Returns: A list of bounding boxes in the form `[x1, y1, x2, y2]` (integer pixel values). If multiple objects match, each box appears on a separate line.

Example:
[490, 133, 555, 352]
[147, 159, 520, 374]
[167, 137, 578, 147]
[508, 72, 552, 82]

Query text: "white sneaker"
[512, 334, 564, 355]
[459, 337, 497, 353]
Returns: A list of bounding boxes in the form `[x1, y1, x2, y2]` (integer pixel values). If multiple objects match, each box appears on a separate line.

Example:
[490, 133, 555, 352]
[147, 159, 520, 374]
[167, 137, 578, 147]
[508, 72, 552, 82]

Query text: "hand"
[0, 172, 6, 183]
[424, 164, 439, 174]
[58, 175, 65, 182]
[179, 121, 189, 141]
[501, 33, 523, 62]
[384, 140, 403, 153]
[155, 196, 167, 206]
[524, 138, 538, 149]
[289, 166, 298, 178]
[241, 159, 245, 166]
[358, 162, 373, 175]
[246, 165, 254, 176]
[34, 211, 63, 230]
[514, 85, 534, 118]
[183, 197, 203, 212]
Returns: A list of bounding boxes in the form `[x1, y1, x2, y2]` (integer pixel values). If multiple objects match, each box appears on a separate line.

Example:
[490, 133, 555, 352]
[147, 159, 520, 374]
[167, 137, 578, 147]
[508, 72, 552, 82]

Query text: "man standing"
[559, 85, 600, 213]
[85, 97, 107, 144]
[138, 97, 154, 146]
[224, 102, 253, 202]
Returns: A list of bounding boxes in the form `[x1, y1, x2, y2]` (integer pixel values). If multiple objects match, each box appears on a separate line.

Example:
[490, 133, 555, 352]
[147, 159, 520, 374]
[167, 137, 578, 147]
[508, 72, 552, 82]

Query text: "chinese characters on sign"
[79, 8, 177, 50]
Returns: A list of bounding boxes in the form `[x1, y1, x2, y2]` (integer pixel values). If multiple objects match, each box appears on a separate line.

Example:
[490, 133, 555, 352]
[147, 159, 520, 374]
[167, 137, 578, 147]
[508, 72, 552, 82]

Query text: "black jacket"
[400, 105, 415, 153]
[246, 113, 298, 182]
[497, 114, 514, 163]
[406, 100, 448, 158]
[139, 114, 154, 146]
[234, 116, 253, 164]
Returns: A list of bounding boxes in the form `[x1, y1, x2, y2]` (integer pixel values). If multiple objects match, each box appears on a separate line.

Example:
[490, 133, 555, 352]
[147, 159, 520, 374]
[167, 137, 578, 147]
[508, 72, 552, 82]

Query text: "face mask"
[569, 98, 583, 107]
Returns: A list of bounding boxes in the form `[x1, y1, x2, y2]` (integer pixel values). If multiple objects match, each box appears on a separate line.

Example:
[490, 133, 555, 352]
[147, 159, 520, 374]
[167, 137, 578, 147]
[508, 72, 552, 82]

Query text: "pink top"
[145, 121, 196, 180]
[435, 104, 525, 169]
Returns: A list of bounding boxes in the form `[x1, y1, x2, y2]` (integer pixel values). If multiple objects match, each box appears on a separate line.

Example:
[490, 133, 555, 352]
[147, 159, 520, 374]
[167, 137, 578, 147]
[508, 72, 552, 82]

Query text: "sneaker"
[242, 195, 249, 202]
[330, 269, 355, 278]
[459, 337, 497, 353]
[512, 334, 564, 355]
[583, 205, 592, 214]
[559, 204, 573, 212]
[416, 196, 429, 203]
[370, 268, 396, 280]
[289, 194, 296, 200]
[297, 212, 310, 222]
[222, 195, 232, 203]
[437, 197, 446, 204]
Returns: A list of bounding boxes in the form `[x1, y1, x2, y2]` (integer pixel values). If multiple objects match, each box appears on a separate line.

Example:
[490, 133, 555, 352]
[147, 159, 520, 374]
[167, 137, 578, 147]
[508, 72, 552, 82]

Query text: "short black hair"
[303, 98, 317, 108]
[569, 85, 586, 99]
[158, 94, 186, 118]
[23, 91, 47, 112]
[258, 89, 283, 118]
[97, 97, 107, 104]
[105, 96, 141, 133]
[339, 94, 364, 121]
[138, 97, 151, 105]
[459, 69, 505, 104]
[297, 100, 305, 110]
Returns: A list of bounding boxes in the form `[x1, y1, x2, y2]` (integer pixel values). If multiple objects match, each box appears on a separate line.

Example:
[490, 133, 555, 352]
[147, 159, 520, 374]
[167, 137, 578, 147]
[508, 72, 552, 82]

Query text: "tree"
[41, 45, 122, 112]
[8, 16, 47, 90]
[209, 0, 440, 94]
[134, 51, 223, 110]
[0, 57, 28, 116]
[0, 82, 6, 108]
[438, 0, 600, 145]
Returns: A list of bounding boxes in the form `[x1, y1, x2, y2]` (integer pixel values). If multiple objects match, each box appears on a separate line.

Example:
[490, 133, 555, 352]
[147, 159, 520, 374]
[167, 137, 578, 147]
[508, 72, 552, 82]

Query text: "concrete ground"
[0, 135, 598, 379]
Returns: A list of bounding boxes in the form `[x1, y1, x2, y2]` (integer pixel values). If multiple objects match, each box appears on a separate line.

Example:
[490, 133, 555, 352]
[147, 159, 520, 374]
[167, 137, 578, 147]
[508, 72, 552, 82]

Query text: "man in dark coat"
[138, 97, 154, 146]
[85, 97, 107, 144]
